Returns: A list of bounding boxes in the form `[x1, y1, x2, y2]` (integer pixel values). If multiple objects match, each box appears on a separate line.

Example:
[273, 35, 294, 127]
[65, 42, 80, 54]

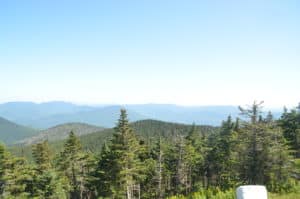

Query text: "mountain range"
[0, 101, 283, 129]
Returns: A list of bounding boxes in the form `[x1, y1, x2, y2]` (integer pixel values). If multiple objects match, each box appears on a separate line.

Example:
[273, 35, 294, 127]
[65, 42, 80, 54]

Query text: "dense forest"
[0, 102, 299, 199]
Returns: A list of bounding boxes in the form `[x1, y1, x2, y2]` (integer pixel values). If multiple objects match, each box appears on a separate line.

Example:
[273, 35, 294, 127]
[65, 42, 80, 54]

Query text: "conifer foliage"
[0, 103, 299, 198]
[94, 109, 144, 199]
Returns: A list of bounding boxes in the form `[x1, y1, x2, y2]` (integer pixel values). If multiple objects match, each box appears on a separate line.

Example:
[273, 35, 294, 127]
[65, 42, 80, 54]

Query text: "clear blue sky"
[0, 0, 299, 107]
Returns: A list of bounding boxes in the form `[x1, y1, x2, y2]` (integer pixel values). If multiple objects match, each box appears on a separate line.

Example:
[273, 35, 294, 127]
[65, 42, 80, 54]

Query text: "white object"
[236, 185, 268, 199]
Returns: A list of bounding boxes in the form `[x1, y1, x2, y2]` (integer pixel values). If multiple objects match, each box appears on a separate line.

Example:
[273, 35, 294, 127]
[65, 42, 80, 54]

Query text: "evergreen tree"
[184, 125, 205, 192]
[0, 144, 9, 195]
[206, 116, 239, 189]
[32, 141, 52, 172]
[57, 131, 92, 199]
[174, 135, 188, 194]
[32, 141, 67, 198]
[152, 137, 166, 199]
[163, 129, 204, 196]
[2, 156, 34, 198]
[136, 139, 156, 199]
[95, 109, 143, 199]
[0, 144, 36, 198]
[238, 102, 294, 191]
[93, 142, 114, 197]
[279, 107, 300, 158]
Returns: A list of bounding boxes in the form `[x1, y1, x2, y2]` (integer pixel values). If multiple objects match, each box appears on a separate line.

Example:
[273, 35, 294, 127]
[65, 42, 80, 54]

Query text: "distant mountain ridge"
[17, 122, 105, 145]
[18, 105, 148, 129]
[0, 101, 282, 129]
[126, 104, 241, 126]
[0, 101, 93, 128]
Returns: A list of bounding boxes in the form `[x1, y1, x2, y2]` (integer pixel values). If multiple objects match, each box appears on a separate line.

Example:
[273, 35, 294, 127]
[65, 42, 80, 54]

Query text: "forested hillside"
[10, 120, 217, 160]
[17, 122, 105, 145]
[0, 117, 38, 144]
[1, 102, 299, 198]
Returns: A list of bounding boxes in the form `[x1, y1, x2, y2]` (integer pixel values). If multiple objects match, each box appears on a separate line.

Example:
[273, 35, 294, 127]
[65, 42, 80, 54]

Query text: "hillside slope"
[78, 119, 219, 153]
[0, 117, 38, 144]
[18, 122, 105, 145]
[10, 119, 219, 160]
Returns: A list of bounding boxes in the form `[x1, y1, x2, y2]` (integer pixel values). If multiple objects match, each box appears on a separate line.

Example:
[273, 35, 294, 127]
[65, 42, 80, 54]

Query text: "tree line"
[0, 102, 299, 198]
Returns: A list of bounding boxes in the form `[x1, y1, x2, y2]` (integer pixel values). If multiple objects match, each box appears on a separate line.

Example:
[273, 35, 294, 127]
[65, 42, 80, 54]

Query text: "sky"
[0, 0, 299, 108]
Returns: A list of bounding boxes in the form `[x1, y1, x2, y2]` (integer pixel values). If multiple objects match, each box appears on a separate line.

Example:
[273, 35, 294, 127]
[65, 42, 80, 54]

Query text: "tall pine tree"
[95, 109, 143, 199]
[57, 131, 92, 199]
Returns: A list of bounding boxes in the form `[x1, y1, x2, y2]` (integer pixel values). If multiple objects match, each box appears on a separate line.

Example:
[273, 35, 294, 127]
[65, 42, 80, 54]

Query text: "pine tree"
[206, 116, 239, 189]
[163, 130, 203, 196]
[95, 109, 143, 199]
[93, 142, 115, 197]
[153, 137, 165, 199]
[57, 131, 92, 199]
[0, 146, 34, 198]
[184, 124, 205, 192]
[238, 101, 294, 191]
[279, 107, 300, 158]
[32, 141, 52, 172]
[0, 144, 9, 195]
[32, 141, 67, 198]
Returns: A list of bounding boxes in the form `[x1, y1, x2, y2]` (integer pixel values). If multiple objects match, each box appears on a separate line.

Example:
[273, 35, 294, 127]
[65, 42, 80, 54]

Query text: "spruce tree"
[152, 137, 165, 198]
[238, 102, 294, 191]
[0, 144, 9, 195]
[1, 150, 34, 198]
[93, 142, 114, 197]
[57, 131, 91, 199]
[95, 109, 143, 199]
[206, 116, 239, 189]
[113, 109, 143, 198]
[185, 124, 205, 192]
[32, 141, 52, 172]
[32, 141, 67, 198]
[279, 107, 300, 158]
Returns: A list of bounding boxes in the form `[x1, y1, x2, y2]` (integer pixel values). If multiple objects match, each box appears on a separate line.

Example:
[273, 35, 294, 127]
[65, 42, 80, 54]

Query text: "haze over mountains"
[0, 101, 282, 129]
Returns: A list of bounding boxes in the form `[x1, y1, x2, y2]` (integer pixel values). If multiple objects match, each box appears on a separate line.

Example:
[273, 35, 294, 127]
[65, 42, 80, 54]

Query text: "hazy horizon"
[0, 100, 293, 110]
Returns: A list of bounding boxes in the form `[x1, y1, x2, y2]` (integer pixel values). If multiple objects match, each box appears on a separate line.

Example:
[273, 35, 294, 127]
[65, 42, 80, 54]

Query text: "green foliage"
[237, 102, 294, 191]
[167, 188, 235, 199]
[269, 189, 300, 199]
[31, 141, 68, 198]
[278, 108, 300, 157]
[167, 186, 300, 199]
[1, 103, 300, 198]
[54, 131, 96, 198]
[10, 120, 217, 161]
[205, 116, 239, 189]
[94, 109, 145, 198]
[32, 141, 52, 172]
